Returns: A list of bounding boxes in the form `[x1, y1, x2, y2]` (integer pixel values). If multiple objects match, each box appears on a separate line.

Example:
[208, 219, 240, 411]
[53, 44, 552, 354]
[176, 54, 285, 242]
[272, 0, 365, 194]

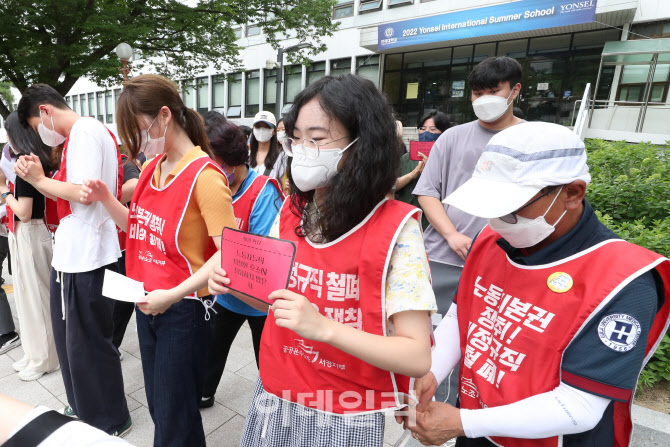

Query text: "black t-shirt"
[13, 176, 45, 220]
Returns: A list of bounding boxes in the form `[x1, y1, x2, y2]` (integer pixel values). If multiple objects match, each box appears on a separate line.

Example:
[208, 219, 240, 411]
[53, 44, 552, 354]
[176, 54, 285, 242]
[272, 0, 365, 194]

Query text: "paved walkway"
[0, 268, 410, 447]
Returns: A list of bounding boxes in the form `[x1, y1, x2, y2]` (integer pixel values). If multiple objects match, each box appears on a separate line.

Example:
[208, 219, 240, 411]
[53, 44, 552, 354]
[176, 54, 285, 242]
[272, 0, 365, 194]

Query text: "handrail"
[573, 83, 590, 138]
[570, 98, 670, 132]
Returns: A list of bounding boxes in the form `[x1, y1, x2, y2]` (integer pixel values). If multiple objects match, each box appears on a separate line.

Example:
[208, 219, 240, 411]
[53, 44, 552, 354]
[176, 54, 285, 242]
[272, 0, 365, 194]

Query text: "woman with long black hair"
[249, 111, 287, 183]
[0, 112, 59, 381]
[210, 74, 437, 446]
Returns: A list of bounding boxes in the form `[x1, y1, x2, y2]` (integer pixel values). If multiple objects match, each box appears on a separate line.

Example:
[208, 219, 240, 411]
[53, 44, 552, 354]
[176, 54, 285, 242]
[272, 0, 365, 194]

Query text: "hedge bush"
[585, 139, 670, 390]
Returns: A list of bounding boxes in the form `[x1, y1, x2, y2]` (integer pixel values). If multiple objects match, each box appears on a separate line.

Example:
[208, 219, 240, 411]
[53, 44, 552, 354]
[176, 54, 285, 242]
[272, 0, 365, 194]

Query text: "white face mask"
[141, 116, 167, 157]
[487, 186, 566, 248]
[472, 88, 515, 123]
[253, 127, 274, 143]
[276, 131, 287, 143]
[289, 138, 358, 192]
[38, 110, 67, 146]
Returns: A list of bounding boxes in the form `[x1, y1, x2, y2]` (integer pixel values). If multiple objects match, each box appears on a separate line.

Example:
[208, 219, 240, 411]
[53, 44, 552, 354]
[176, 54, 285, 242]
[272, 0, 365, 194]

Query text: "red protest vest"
[233, 174, 283, 232]
[457, 226, 670, 447]
[260, 199, 421, 414]
[5, 182, 14, 234]
[44, 171, 59, 234]
[125, 154, 225, 295]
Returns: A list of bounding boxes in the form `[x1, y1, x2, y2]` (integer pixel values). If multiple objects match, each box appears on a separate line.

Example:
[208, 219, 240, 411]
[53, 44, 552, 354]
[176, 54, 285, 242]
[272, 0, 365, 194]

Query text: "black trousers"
[111, 251, 134, 350]
[50, 263, 129, 433]
[202, 302, 266, 398]
[0, 234, 10, 278]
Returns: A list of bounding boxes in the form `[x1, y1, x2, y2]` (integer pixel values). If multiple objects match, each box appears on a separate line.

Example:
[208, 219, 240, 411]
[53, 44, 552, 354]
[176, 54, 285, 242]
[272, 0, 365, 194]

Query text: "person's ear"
[160, 106, 172, 129]
[563, 180, 586, 210]
[511, 83, 521, 101]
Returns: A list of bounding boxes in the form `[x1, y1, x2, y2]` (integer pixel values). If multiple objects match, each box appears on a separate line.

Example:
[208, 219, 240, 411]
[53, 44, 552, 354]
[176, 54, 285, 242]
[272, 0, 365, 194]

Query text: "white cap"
[444, 122, 591, 219]
[253, 111, 276, 128]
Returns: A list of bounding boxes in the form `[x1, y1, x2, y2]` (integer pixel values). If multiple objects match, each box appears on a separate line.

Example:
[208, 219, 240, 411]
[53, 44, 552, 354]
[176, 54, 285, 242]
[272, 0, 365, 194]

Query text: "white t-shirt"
[52, 117, 121, 273]
[7, 406, 131, 446]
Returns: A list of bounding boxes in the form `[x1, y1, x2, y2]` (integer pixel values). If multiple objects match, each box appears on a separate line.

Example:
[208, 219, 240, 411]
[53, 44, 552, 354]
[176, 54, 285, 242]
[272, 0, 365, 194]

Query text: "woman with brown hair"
[81, 74, 236, 447]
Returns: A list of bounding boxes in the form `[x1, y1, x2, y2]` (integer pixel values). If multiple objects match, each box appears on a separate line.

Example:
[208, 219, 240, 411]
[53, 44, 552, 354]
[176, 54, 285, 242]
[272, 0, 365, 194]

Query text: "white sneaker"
[18, 368, 44, 381]
[12, 356, 29, 372]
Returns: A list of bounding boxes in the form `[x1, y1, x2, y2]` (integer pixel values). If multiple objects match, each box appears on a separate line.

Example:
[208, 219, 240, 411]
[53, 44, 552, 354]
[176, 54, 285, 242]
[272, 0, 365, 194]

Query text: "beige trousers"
[10, 220, 58, 372]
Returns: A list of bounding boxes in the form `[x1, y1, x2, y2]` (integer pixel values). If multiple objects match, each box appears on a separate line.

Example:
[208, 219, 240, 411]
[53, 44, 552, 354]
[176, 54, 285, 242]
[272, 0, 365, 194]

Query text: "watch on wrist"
[1, 191, 11, 199]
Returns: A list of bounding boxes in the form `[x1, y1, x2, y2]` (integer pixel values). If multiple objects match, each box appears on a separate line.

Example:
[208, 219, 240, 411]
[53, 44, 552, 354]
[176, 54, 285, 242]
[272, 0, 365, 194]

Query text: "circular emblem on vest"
[597, 314, 641, 353]
[547, 272, 573, 293]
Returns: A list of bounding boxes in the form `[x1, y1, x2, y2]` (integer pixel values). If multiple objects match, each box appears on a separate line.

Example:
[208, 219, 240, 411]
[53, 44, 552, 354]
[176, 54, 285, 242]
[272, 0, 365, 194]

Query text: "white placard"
[537, 82, 549, 91]
[102, 269, 147, 303]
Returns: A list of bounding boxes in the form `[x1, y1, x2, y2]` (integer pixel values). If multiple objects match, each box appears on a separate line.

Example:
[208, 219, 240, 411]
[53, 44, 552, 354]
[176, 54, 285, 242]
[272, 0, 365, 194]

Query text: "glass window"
[105, 91, 113, 123]
[228, 73, 242, 118]
[356, 55, 380, 86]
[359, 0, 382, 13]
[497, 39, 527, 58]
[306, 62, 326, 86]
[88, 93, 95, 118]
[245, 70, 260, 117]
[246, 24, 260, 37]
[383, 71, 402, 105]
[621, 65, 652, 84]
[197, 77, 209, 116]
[96, 92, 104, 121]
[284, 65, 302, 105]
[529, 35, 571, 55]
[72, 96, 79, 114]
[650, 84, 666, 102]
[629, 20, 670, 40]
[571, 29, 621, 50]
[182, 80, 196, 109]
[389, 0, 413, 6]
[403, 49, 450, 69]
[233, 28, 242, 39]
[333, 0, 353, 18]
[474, 43, 496, 62]
[330, 58, 351, 77]
[66, 97, 72, 108]
[452, 45, 473, 64]
[80, 94, 87, 116]
[385, 54, 402, 71]
[263, 69, 278, 112]
[213, 75, 226, 108]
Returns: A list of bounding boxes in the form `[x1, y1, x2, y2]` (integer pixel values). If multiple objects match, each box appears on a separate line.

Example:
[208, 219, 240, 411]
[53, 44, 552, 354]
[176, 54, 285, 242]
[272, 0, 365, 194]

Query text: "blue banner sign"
[378, 0, 597, 50]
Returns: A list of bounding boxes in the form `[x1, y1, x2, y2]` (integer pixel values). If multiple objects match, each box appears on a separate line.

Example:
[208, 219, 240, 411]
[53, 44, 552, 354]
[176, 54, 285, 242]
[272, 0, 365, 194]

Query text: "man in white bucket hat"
[403, 122, 670, 447]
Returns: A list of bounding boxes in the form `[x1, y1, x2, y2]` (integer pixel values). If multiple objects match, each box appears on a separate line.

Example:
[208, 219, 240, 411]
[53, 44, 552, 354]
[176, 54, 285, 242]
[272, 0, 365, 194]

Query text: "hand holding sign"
[409, 141, 434, 161]
[220, 227, 296, 304]
[270, 289, 331, 343]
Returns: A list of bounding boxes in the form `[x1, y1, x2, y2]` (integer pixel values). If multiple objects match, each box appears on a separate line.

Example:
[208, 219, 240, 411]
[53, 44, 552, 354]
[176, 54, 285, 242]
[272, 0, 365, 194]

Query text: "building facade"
[2, 0, 669, 144]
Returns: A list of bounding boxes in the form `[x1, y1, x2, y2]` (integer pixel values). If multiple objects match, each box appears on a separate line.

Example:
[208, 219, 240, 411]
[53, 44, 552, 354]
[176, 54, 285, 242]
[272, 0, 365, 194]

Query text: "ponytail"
[182, 107, 212, 158]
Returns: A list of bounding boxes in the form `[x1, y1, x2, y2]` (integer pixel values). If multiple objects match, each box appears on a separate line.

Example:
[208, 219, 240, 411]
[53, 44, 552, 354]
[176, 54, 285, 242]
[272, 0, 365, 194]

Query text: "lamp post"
[274, 43, 312, 118]
[115, 43, 133, 87]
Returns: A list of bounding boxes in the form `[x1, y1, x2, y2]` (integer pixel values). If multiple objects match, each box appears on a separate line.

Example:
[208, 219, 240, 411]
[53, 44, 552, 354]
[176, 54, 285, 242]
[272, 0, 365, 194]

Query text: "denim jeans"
[136, 298, 211, 447]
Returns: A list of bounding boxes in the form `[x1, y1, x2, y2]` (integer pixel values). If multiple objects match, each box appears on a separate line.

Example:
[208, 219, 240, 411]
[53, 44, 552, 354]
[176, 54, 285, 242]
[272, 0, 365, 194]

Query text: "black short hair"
[238, 125, 252, 138]
[204, 110, 227, 128]
[206, 120, 249, 166]
[417, 110, 452, 132]
[467, 56, 522, 91]
[17, 84, 69, 128]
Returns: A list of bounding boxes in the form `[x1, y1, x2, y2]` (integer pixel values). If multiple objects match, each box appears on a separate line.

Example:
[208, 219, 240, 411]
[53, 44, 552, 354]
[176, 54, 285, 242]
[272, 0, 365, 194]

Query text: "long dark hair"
[5, 112, 53, 173]
[116, 74, 212, 160]
[249, 121, 280, 171]
[285, 75, 402, 242]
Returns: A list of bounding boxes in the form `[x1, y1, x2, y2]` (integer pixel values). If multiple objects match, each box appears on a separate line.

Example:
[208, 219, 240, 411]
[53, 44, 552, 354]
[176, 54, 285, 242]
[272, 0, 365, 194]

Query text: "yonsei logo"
[384, 27, 394, 38]
[560, 1, 595, 12]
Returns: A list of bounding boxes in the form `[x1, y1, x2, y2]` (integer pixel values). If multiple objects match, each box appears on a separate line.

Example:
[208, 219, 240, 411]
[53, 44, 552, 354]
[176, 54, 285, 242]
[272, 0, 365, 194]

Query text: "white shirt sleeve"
[460, 382, 611, 439]
[67, 127, 104, 185]
[430, 302, 462, 385]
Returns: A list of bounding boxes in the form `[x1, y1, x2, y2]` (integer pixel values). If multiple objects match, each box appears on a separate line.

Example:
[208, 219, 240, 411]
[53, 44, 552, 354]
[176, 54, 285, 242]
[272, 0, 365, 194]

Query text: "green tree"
[0, 82, 15, 113]
[0, 0, 338, 119]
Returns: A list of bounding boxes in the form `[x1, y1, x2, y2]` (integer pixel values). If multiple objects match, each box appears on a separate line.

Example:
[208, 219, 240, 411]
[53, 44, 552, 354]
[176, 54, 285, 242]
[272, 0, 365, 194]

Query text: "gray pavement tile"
[214, 371, 256, 417]
[56, 392, 69, 407]
[130, 387, 148, 407]
[230, 325, 255, 353]
[223, 345, 256, 373]
[0, 352, 18, 379]
[384, 412, 407, 446]
[120, 352, 146, 394]
[37, 367, 66, 396]
[5, 346, 24, 362]
[122, 405, 154, 447]
[201, 401, 236, 436]
[126, 394, 142, 413]
[234, 360, 259, 384]
[119, 326, 142, 359]
[205, 414, 247, 447]
[0, 372, 60, 407]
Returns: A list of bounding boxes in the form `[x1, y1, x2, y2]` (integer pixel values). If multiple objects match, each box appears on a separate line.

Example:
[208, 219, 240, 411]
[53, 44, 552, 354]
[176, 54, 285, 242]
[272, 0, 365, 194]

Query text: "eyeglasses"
[418, 126, 439, 133]
[282, 136, 352, 160]
[499, 188, 555, 224]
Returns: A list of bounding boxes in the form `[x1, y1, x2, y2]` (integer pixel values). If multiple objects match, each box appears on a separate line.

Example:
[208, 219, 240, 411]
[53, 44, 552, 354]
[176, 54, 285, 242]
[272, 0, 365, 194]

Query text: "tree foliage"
[0, 0, 338, 118]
